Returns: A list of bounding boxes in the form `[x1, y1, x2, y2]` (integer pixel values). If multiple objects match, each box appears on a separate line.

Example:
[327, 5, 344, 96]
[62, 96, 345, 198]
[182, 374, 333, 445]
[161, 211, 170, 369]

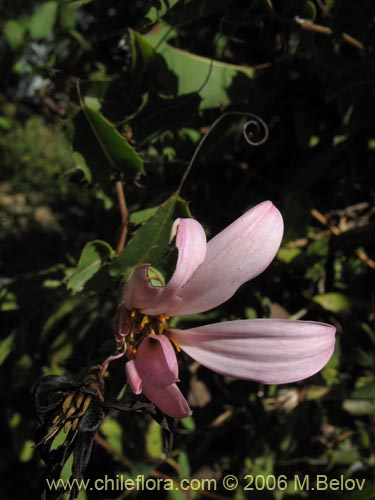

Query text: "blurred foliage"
[0, 0, 374, 499]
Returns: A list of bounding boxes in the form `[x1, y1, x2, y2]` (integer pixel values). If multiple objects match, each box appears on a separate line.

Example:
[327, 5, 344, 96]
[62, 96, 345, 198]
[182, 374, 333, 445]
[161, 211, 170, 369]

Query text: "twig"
[176, 112, 269, 195]
[115, 180, 129, 255]
[355, 248, 375, 270]
[311, 208, 341, 236]
[94, 433, 134, 469]
[311, 208, 375, 269]
[294, 16, 365, 51]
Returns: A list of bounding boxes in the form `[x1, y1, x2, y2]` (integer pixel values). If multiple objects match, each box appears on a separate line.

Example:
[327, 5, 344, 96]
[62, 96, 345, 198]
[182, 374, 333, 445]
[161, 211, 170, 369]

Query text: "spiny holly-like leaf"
[72, 105, 144, 189]
[109, 195, 178, 279]
[66, 240, 114, 293]
[135, 27, 255, 109]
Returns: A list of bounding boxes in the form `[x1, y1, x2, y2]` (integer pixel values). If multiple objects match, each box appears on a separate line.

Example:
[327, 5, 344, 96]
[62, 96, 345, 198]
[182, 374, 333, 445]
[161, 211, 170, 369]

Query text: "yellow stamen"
[140, 315, 149, 328]
[130, 310, 136, 318]
[82, 396, 92, 414]
[52, 414, 60, 425]
[66, 406, 76, 418]
[75, 393, 85, 409]
[71, 417, 80, 431]
[62, 393, 75, 413]
[169, 336, 181, 352]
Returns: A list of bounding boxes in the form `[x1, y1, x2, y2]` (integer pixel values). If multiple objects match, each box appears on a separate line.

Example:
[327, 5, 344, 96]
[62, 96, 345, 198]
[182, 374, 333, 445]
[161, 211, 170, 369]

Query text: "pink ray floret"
[120, 201, 336, 418]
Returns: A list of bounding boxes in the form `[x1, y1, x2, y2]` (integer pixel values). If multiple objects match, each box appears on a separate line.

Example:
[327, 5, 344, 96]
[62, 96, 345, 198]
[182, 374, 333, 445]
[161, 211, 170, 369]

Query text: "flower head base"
[115, 307, 170, 358]
[116, 201, 336, 419]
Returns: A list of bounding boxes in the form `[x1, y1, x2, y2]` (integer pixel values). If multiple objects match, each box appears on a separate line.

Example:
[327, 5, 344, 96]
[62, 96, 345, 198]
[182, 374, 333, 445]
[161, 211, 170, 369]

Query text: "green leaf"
[305, 386, 330, 400]
[350, 382, 375, 400]
[109, 195, 177, 278]
[72, 105, 144, 189]
[312, 292, 352, 313]
[321, 348, 340, 386]
[58, 2, 77, 30]
[343, 399, 374, 416]
[138, 27, 255, 109]
[180, 416, 195, 431]
[131, 30, 158, 70]
[66, 240, 114, 293]
[29, 1, 58, 40]
[306, 237, 329, 257]
[145, 420, 163, 459]
[277, 247, 301, 263]
[82, 104, 143, 172]
[0, 332, 15, 365]
[129, 206, 159, 225]
[40, 296, 83, 341]
[73, 151, 92, 183]
[100, 418, 123, 453]
[20, 440, 34, 463]
[4, 20, 27, 50]
[147, 0, 179, 23]
[299, 1, 317, 20]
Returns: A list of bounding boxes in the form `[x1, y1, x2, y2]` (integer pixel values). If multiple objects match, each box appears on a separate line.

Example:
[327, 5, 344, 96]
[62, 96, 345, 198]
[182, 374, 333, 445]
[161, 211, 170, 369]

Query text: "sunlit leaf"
[72, 105, 144, 189]
[137, 27, 255, 109]
[66, 240, 115, 293]
[277, 247, 302, 263]
[305, 386, 330, 400]
[109, 195, 178, 278]
[146, 420, 163, 459]
[180, 416, 195, 431]
[100, 418, 123, 453]
[313, 292, 351, 313]
[0, 333, 15, 365]
[321, 348, 339, 386]
[4, 20, 27, 50]
[129, 206, 159, 225]
[29, 1, 58, 39]
[20, 440, 34, 462]
[343, 399, 374, 415]
[146, 0, 180, 23]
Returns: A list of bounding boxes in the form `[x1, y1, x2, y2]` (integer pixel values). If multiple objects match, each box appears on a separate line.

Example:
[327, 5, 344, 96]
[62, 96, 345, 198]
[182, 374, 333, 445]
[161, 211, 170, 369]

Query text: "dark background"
[0, 1, 374, 499]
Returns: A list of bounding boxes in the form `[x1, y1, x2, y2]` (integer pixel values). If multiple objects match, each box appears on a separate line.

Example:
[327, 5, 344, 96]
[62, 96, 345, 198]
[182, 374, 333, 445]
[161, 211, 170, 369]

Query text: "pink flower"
[116, 201, 336, 418]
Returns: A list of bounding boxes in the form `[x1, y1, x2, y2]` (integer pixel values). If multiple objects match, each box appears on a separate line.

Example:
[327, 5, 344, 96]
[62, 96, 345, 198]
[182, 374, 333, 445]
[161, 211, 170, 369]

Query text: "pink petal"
[172, 319, 336, 384]
[135, 334, 179, 388]
[142, 381, 192, 418]
[123, 218, 206, 315]
[125, 360, 142, 394]
[122, 264, 155, 311]
[170, 201, 284, 315]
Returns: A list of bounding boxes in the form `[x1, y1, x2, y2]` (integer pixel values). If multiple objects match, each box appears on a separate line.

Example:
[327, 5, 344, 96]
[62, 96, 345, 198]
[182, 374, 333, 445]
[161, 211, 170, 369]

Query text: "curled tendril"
[177, 111, 269, 194]
[242, 115, 269, 146]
